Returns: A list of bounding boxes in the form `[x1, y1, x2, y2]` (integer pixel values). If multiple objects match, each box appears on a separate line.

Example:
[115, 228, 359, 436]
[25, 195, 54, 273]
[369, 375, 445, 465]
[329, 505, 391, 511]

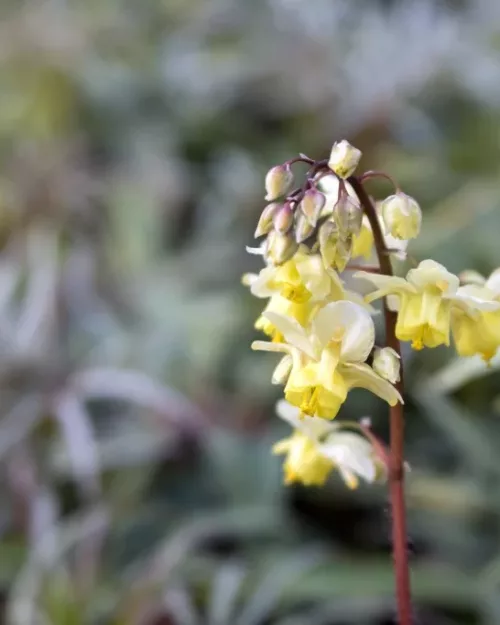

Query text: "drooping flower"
[273, 400, 383, 487]
[380, 192, 422, 240]
[356, 260, 461, 350]
[252, 301, 402, 419]
[451, 269, 500, 362]
[245, 249, 346, 340]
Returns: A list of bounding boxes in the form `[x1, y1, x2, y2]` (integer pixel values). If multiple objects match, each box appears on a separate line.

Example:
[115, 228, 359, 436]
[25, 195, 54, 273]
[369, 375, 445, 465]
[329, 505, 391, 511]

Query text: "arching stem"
[348, 176, 412, 625]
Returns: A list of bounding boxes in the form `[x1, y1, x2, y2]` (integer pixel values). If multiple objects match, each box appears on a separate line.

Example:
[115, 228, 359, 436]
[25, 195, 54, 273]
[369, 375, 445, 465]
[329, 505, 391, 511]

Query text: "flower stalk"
[349, 176, 412, 625]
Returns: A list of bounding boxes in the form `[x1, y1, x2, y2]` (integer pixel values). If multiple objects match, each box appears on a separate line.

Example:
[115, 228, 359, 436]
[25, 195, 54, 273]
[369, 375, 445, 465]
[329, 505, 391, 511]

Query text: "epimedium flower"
[244, 249, 346, 341]
[273, 400, 384, 488]
[252, 301, 402, 419]
[451, 269, 500, 362]
[355, 260, 461, 350]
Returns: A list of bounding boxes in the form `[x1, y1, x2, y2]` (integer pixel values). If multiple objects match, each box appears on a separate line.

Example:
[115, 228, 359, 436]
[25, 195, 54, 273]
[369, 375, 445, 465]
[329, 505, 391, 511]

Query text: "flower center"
[280, 283, 312, 303]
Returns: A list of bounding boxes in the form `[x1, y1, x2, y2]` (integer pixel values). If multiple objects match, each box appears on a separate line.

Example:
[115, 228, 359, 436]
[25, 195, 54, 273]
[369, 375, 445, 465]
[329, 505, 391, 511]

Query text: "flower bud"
[273, 202, 294, 234]
[294, 212, 315, 243]
[335, 193, 363, 236]
[254, 202, 280, 238]
[328, 140, 362, 179]
[300, 188, 326, 227]
[335, 235, 353, 272]
[265, 230, 298, 265]
[380, 192, 421, 240]
[265, 164, 294, 201]
[372, 347, 400, 384]
[319, 221, 352, 271]
[318, 220, 339, 269]
[272, 355, 293, 385]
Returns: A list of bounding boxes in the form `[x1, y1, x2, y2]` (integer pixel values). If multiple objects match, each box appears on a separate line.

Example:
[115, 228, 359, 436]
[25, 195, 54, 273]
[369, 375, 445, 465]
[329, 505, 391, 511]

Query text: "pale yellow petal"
[340, 362, 403, 406]
[313, 301, 375, 362]
[407, 260, 459, 295]
[263, 311, 317, 358]
[275, 400, 338, 439]
[454, 285, 500, 314]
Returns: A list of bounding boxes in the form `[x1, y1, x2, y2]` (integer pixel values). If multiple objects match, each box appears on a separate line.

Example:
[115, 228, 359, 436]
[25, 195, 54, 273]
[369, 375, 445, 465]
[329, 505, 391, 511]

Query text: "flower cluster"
[245, 140, 500, 488]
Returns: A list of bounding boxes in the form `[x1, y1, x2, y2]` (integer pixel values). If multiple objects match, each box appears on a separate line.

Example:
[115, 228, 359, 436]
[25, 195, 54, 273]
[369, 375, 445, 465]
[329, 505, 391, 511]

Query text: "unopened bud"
[328, 140, 362, 179]
[265, 230, 298, 265]
[294, 212, 315, 243]
[318, 220, 339, 269]
[254, 202, 281, 238]
[272, 355, 293, 385]
[273, 202, 294, 234]
[372, 347, 400, 384]
[265, 164, 294, 201]
[335, 235, 353, 272]
[300, 188, 326, 227]
[380, 192, 421, 240]
[335, 193, 363, 236]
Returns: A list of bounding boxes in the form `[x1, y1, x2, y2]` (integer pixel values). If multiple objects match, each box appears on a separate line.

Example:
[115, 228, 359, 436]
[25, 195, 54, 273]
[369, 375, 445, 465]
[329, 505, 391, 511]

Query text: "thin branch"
[359, 170, 399, 191]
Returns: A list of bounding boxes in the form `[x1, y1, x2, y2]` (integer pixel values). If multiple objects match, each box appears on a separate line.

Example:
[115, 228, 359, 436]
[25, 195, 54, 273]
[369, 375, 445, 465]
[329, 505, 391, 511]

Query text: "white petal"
[320, 432, 376, 482]
[251, 340, 290, 354]
[407, 260, 459, 295]
[454, 285, 500, 313]
[354, 271, 414, 294]
[246, 245, 265, 256]
[272, 355, 293, 385]
[486, 268, 500, 296]
[250, 266, 278, 298]
[313, 301, 375, 362]
[263, 311, 317, 358]
[344, 288, 380, 315]
[275, 400, 337, 440]
[341, 362, 403, 405]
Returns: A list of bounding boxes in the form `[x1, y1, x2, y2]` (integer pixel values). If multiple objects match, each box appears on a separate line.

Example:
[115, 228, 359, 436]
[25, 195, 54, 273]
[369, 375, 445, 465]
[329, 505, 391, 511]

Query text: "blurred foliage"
[1, 0, 500, 624]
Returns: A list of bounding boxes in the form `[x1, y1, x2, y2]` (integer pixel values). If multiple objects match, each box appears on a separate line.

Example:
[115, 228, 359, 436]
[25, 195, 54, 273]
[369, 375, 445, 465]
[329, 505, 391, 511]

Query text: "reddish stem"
[359, 170, 399, 191]
[349, 176, 412, 625]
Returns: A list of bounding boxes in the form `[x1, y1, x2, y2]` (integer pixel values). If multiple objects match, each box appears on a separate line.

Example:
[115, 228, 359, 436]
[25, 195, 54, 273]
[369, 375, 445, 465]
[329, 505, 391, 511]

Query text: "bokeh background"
[2, 1, 500, 623]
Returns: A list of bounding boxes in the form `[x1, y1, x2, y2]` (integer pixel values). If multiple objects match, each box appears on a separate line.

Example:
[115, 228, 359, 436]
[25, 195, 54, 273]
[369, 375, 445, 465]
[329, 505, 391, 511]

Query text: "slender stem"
[358, 170, 399, 191]
[348, 176, 412, 625]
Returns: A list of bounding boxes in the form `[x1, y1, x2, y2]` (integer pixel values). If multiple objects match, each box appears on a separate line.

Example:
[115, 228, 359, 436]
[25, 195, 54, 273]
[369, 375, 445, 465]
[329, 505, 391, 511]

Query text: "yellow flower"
[451, 270, 500, 362]
[273, 431, 334, 486]
[356, 260, 461, 350]
[252, 301, 402, 419]
[249, 249, 344, 304]
[273, 400, 381, 488]
[246, 249, 347, 340]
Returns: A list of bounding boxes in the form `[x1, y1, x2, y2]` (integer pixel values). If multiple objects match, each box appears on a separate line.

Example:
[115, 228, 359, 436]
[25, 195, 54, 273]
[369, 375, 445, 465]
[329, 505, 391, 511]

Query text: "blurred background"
[2, 1, 500, 623]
